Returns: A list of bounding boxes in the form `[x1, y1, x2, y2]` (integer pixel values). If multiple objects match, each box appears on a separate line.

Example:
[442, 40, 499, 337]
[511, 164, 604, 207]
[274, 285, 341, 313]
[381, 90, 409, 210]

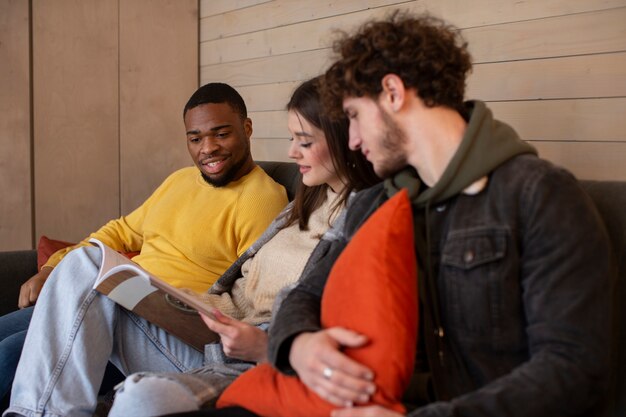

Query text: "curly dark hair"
[322, 11, 472, 118]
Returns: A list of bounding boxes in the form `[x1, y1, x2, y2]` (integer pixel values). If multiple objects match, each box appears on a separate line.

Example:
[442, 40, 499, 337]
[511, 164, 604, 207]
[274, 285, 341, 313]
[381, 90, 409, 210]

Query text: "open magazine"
[89, 238, 219, 352]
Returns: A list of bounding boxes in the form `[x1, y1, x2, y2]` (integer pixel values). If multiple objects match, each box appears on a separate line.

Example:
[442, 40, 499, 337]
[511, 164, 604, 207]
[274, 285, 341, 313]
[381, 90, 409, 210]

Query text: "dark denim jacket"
[269, 154, 611, 417]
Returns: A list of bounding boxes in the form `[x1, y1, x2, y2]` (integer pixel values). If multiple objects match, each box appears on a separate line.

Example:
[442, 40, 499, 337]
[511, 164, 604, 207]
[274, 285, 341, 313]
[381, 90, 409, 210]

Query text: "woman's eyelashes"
[289, 135, 313, 149]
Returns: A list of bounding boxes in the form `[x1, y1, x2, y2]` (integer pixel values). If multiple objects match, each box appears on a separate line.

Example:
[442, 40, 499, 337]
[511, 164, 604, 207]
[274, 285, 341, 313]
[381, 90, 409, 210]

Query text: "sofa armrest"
[0, 250, 37, 317]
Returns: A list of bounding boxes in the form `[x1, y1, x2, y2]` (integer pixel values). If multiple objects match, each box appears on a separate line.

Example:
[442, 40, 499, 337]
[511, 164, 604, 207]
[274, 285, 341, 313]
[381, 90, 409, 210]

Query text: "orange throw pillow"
[217, 189, 418, 417]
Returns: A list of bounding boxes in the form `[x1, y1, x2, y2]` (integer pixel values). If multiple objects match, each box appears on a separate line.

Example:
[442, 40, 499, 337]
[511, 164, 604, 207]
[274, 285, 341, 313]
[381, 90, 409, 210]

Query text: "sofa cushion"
[37, 235, 75, 271]
[37, 236, 140, 271]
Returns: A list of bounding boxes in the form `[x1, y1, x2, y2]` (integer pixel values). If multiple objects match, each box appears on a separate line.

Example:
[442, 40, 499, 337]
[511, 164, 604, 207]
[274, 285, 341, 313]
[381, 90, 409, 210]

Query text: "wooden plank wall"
[199, 0, 626, 181]
[33, 0, 121, 246]
[119, 0, 199, 214]
[0, 0, 32, 250]
[0, 0, 197, 250]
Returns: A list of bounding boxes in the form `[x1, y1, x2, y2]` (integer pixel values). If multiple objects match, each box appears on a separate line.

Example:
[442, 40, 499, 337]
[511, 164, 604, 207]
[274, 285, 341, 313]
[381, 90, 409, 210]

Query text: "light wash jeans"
[108, 325, 266, 416]
[3, 246, 204, 417]
[107, 364, 241, 416]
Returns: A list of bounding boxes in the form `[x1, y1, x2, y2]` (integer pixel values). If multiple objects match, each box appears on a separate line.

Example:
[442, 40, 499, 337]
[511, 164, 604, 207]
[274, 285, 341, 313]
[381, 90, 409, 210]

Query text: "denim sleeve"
[412, 168, 612, 417]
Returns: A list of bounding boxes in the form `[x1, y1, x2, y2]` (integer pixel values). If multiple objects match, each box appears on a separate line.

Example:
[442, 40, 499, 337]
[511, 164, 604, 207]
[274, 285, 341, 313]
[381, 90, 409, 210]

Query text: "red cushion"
[37, 235, 139, 270]
[217, 189, 418, 416]
[37, 236, 75, 270]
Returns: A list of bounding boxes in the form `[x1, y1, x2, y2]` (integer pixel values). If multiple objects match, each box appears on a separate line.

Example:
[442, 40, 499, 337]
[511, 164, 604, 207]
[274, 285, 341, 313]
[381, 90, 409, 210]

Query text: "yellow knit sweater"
[45, 166, 288, 293]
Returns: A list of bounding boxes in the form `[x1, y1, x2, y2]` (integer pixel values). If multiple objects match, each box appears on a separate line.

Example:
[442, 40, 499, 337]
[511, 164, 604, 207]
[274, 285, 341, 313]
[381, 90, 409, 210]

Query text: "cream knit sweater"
[198, 188, 341, 325]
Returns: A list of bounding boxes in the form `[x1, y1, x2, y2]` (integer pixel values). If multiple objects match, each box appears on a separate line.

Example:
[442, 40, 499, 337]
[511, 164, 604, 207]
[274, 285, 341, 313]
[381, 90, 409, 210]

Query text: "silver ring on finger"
[322, 366, 334, 380]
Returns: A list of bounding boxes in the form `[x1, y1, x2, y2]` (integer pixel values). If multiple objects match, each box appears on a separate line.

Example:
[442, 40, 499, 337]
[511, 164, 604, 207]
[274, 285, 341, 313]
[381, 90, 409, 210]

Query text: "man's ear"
[244, 118, 253, 139]
[380, 74, 406, 112]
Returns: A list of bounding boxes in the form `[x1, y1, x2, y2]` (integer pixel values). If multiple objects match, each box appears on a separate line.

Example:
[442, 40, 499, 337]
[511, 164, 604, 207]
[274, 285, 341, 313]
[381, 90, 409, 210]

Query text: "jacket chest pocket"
[439, 227, 513, 347]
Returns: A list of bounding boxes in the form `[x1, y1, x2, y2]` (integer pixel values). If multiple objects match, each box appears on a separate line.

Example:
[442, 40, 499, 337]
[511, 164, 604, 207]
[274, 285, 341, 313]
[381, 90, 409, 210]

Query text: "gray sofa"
[0, 161, 624, 416]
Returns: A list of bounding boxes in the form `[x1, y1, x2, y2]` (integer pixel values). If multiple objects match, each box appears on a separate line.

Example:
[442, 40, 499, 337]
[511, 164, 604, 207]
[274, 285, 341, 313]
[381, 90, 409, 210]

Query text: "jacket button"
[436, 204, 446, 212]
[463, 250, 474, 263]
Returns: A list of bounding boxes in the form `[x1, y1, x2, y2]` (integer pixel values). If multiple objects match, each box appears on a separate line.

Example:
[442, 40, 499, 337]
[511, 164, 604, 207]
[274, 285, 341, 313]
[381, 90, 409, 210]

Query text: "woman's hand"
[289, 327, 376, 407]
[200, 308, 268, 363]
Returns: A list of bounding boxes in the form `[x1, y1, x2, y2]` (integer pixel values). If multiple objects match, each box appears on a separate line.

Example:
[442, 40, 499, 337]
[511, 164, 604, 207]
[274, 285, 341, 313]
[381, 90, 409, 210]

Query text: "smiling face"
[287, 110, 344, 192]
[343, 96, 407, 178]
[184, 102, 254, 187]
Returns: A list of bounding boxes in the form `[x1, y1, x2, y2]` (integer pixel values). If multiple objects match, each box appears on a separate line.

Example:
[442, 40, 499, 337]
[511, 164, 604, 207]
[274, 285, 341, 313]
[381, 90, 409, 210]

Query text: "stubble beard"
[201, 142, 251, 188]
[374, 109, 408, 178]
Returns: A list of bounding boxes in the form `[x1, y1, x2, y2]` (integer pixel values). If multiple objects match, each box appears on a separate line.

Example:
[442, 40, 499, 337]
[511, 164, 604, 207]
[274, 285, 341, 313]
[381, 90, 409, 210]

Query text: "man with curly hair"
[267, 12, 611, 417]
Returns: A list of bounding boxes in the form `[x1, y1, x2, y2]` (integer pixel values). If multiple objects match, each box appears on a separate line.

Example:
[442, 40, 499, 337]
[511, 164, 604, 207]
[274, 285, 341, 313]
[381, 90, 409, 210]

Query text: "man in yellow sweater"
[1, 83, 288, 417]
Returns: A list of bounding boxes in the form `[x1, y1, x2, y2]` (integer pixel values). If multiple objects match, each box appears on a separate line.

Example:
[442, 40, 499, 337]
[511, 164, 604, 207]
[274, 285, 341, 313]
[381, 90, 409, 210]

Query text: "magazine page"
[89, 238, 141, 288]
[88, 238, 219, 351]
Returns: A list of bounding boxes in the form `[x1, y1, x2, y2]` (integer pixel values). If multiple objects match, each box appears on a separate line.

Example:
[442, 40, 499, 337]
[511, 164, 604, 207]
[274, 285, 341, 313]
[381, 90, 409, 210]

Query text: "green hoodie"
[384, 100, 536, 205]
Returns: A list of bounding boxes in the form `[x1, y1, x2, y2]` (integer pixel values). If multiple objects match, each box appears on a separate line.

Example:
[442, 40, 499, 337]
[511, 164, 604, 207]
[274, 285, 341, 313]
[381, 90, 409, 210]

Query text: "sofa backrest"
[257, 161, 301, 201]
[580, 180, 626, 417]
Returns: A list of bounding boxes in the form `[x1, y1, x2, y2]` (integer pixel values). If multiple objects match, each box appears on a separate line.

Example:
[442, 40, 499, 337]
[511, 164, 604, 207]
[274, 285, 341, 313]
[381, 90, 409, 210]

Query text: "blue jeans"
[3, 246, 204, 417]
[0, 307, 33, 400]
